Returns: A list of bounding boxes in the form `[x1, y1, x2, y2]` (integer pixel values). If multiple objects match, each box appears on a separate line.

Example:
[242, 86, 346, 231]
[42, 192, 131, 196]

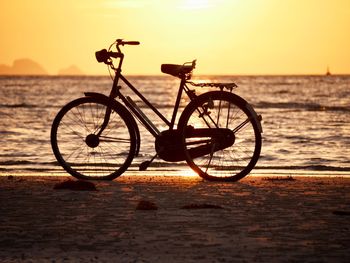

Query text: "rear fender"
[179, 91, 263, 133]
[84, 92, 141, 156]
[245, 102, 263, 133]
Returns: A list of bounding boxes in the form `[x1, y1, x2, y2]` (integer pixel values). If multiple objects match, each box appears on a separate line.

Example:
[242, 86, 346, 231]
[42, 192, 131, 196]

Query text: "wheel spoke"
[232, 117, 251, 134]
[205, 142, 216, 173]
[181, 92, 261, 181]
[51, 97, 136, 180]
[99, 135, 131, 143]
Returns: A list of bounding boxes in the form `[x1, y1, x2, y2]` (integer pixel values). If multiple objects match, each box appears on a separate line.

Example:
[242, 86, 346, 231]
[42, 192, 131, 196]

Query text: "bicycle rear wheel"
[178, 91, 262, 181]
[51, 97, 136, 180]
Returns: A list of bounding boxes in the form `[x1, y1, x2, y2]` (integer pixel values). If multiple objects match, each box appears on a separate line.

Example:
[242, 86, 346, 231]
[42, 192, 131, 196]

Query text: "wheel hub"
[85, 134, 100, 148]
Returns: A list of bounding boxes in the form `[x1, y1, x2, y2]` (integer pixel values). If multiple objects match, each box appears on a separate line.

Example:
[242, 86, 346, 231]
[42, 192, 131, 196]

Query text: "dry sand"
[0, 175, 349, 262]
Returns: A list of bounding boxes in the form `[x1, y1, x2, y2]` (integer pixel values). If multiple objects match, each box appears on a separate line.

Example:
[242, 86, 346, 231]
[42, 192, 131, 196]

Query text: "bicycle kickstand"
[139, 153, 158, 171]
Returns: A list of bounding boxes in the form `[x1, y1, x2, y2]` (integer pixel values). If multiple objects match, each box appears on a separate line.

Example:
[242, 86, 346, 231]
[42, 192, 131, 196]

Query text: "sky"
[0, 0, 350, 75]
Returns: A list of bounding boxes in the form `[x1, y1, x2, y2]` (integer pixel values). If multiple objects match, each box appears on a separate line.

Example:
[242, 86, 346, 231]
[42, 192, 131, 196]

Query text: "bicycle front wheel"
[178, 91, 262, 181]
[51, 97, 136, 180]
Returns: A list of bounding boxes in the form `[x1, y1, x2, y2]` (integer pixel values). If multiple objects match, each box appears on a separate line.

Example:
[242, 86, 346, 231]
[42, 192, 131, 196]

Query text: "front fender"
[84, 92, 141, 156]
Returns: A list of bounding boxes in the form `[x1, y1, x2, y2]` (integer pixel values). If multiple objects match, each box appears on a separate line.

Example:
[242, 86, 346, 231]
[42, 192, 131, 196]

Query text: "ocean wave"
[0, 103, 63, 109]
[1, 160, 350, 172]
[0, 160, 57, 166]
[0, 103, 37, 108]
[0, 102, 176, 110]
[2, 99, 348, 113]
[256, 101, 350, 112]
[255, 165, 350, 172]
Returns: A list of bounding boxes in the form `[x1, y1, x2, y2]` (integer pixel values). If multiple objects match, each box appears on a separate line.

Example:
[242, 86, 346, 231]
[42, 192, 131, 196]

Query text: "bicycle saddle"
[161, 64, 193, 78]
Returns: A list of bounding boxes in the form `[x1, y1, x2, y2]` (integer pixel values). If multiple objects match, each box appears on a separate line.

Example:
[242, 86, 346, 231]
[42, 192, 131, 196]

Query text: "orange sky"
[1, 0, 349, 75]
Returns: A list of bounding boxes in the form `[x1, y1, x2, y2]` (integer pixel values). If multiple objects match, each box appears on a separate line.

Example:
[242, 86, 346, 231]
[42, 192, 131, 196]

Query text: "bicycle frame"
[52, 39, 263, 182]
[101, 62, 193, 138]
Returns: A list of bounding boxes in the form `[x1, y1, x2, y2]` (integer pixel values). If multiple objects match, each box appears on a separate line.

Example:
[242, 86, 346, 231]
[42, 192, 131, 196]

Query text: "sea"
[1, 74, 350, 177]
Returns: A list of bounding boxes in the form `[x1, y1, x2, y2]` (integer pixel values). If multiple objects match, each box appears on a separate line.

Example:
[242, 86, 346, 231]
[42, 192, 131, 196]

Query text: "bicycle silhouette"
[51, 39, 262, 181]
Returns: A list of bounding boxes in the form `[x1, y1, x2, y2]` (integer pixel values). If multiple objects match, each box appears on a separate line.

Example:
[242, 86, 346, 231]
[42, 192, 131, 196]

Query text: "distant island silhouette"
[0, 59, 84, 76]
[58, 65, 84, 76]
[0, 58, 48, 75]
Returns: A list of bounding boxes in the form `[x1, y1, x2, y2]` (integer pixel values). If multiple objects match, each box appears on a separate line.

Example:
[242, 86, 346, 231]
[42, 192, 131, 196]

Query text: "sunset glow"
[181, 0, 211, 9]
[0, 0, 349, 75]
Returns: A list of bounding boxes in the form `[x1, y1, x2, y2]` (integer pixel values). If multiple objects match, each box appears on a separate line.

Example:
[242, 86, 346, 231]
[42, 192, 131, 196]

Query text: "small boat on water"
[326, 66, 331, 76]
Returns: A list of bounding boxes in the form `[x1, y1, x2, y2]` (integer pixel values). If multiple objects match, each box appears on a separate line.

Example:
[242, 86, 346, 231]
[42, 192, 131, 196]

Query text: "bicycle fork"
[95, 75, 121, 137]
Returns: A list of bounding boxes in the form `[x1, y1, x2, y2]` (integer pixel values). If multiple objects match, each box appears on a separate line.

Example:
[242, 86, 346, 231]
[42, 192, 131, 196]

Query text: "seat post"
[170, 77, 186, 130]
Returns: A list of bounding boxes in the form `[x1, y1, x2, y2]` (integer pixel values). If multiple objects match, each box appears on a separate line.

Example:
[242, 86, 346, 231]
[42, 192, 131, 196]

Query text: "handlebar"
[95, 39, 140, 64]
[117, 40, 140, 46]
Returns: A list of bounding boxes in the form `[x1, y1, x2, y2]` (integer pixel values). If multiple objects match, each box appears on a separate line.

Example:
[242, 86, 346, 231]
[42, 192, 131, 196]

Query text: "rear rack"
[187, 81, 238, 91]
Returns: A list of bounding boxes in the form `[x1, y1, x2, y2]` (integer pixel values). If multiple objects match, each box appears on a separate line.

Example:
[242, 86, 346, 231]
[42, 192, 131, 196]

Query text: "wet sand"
[0, 175, 350, 262]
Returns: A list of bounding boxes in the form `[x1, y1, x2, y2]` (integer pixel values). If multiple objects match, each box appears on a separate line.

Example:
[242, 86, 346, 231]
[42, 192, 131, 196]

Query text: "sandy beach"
[0, 174, 349, 262]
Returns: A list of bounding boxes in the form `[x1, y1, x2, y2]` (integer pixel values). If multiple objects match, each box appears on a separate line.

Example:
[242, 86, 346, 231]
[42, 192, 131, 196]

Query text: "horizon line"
[1, 73, 350, 77]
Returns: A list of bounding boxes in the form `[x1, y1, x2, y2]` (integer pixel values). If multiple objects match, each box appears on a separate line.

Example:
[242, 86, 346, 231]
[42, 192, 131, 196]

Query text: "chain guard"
[155, 127, 235, 162]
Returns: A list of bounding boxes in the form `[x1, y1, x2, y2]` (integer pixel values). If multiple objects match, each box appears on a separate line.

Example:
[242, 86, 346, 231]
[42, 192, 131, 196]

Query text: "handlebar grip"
[124, 41, 140, 45]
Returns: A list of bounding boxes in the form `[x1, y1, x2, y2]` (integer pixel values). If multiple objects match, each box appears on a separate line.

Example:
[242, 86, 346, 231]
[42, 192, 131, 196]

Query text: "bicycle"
[51, 39, 263, 182]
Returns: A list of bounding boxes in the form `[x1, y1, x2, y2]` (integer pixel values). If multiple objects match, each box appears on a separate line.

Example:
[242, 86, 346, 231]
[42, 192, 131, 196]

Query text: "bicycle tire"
[51, 96, 137, 180]
[178, 91, 262, 181]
